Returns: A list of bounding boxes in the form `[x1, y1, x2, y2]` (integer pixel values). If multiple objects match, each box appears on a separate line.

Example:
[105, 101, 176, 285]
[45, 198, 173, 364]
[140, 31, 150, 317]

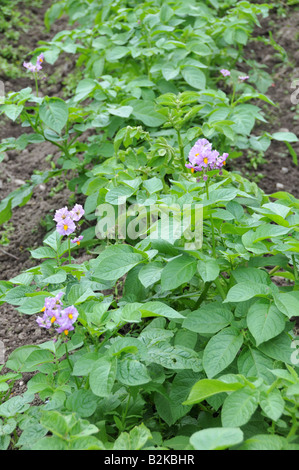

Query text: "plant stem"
[205, 180, 216, 258]
[35, 73, 39, 97]
[68, 237, 71, 264]
[292, 255, 299, 282]
[65, 342, 80, 389]
[194, 282, 212, 309]
[176, 129, 187, 172]
[231, 83, 236, 106]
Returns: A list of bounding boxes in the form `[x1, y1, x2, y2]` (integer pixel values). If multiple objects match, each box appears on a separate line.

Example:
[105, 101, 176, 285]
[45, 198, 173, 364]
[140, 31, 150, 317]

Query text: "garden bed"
[0, 0, 299, 452]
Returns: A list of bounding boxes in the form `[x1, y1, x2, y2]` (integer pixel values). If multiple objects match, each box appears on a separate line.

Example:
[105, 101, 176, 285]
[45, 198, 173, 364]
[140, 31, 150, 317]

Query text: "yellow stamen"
[68, 314, 73, 319]
[76, 241, 80, 245]
[223, 160, 226, 165]
[191, 168, 195, 174]
[64, 330, 69, 336]
[63, 224, 68, 231]
[51, 316, 56, 324]
[203, 157, 208, 165]
[41, 306, 46, 312]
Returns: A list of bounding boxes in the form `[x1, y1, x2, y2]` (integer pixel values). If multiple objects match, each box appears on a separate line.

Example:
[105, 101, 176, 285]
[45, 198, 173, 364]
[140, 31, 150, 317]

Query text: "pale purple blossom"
[186, 138, 228, 180]
[56, 217, 76, 236]
[239, 75, 249, 81]
[53, 206, 70, 223]
[36, 294, 78, 337]
[71, 235, 83, 245]
[70, 204, 85, 222]
[23, 53, 45, 74]
[220, 69, 231, 77]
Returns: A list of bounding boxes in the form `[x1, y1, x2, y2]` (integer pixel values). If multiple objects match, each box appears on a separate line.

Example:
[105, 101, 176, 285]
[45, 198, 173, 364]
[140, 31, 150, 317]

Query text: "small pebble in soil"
[15, 179, 26, 186]
[276, 183, 285, 190]
[281, 167, 289, 174]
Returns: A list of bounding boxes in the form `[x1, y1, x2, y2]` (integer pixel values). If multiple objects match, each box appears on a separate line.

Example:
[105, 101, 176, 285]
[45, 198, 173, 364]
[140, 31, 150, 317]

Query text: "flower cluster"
[186, 138, 228, 180]
[220, 68, 231, 77]
[54, 204, 85, 239]
[220, 69, 249, 81]
[36, 293, 79, 336]
[23, 53, 44, 73]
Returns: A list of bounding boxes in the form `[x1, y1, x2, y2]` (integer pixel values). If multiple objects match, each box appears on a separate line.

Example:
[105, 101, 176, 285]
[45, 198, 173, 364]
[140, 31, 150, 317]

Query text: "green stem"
[231, 83, 236, 106]
[269, 265, 280, 277]
[176, 129, 187, 172]
[287, 412, 298, 440]
[292, 255, 299, 282]
[205, 180, 216, 258]
[35, 73, 39, 97]
[65, 342, 80, 389]
[214, 278, 226, 301]
[68, 237, 71, 264]
[194, 282, 212, 309]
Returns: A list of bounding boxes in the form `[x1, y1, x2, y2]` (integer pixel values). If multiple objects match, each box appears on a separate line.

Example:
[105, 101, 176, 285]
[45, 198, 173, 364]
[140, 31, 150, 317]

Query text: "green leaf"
[117, 358, 151, 386]
[259, 390, 284, 421]
[92, 245, 145, 281]
[39, 97, 68, 134]
[238, 434, 285, 451]
[258, 332, 294, 364]
[30, 246, 57, 259]
[0, 395, 32, 418]
[74, 79, 96, 102]
[16, 294, 49, 315]
[5, 345, 39, 371]
[161, 255, 197, 291]
[22, 349, 55, 372]
[143, 177, 163, 194]
[273, 292, 299, 319]
[203, 327, 243, 378]
[131, 100, 167, 127]
[66, 390, 98, 418]
[190, 427, 243, 450]
[181, 67, 206, 90]
[183, 302, 233, 334]
[221, 388, 259, 427]
[272, 131, 298, 143]
[138, 263, 163, 288]
[2, 104, 23, 121]
[183, 379, 244, 405]
[224, 282, 271, 303]
[237, 348, 274, 384]
[113, 424, 152, 450]
[247, 300, 285, 346]
[89, 357, 117, 397]
[197, 258, 220, 282]
[139, 301, 184, 320]
[0, 198, 12, 225]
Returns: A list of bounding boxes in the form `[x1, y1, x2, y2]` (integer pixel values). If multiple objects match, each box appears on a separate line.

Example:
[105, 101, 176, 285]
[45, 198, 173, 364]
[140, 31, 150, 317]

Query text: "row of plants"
[0, 0, 299, 451]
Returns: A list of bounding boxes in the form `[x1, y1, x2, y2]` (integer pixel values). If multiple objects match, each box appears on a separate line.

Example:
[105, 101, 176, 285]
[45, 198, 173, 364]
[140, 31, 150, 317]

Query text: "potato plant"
[0, 0, 299, 451]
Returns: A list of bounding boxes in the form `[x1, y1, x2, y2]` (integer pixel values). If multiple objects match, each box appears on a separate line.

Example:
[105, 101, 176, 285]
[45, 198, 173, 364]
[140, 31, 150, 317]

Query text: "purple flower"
[53, 206, 70, 223]
[62, 306, 79, 323]
[239, 75, 249, 81]
[36, 294, 79, 337]
[70, 204, 85, 222]
[186, 139, 228, 180]
[71, 235, 83, 245]
[220, 69, 231, 77]
[37, 53, 44, 65]
[36, 314, 52, 329]
[56, 306, 78, 335]
[56, 217, 76, 236]
[23, 53, 45, 74]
